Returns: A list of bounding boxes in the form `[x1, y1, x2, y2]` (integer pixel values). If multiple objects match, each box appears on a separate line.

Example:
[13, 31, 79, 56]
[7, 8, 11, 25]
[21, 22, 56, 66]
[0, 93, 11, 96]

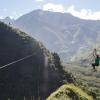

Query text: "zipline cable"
[0, 54, 34, 70]
[0, 53, 41, 99]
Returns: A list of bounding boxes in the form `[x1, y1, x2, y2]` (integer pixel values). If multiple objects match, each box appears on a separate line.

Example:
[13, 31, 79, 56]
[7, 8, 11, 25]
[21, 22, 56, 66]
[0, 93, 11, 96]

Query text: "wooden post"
[24, 96, 26, 100]
[32, 96, 34, 100]
[8, 98, 10, 100]
[33, 96, 34, 100]
[38, 96, 40, 100]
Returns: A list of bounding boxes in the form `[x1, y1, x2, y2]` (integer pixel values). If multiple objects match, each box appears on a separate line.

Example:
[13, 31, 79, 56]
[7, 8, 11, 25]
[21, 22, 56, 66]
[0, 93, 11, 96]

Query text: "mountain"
[0, 22, 76, 100]
[12, 9, 100, 62]
[70, 43, 100, 64]
[0, 16, 14, 25]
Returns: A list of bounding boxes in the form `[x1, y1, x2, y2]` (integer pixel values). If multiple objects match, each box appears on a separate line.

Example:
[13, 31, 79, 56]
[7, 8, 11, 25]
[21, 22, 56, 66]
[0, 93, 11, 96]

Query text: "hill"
[70, 43, 100, 64]
[64, 43, 100, 99]
[12, 9, 100, 62]
[0, 22, 76, 100]
[0, 16, 14, 25]
[47, 84, 93, 100]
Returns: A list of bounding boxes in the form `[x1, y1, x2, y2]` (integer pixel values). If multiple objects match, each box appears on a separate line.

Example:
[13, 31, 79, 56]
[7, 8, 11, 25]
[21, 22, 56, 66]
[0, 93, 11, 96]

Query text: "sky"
[0, 0, 100, 20]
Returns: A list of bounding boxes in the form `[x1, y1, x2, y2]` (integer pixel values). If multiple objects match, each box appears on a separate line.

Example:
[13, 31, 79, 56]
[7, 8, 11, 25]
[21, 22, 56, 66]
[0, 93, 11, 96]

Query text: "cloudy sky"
[0, 0, 100, 20]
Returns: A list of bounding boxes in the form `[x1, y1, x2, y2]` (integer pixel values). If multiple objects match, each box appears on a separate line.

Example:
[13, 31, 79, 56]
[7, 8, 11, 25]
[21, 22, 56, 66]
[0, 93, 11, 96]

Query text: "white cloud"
[67, 5, 100, 20]
[43, 3, 65, 12]
[9, 16, 14, 19]
[42, 3, 100, 20]
[0, 16, 3, 19]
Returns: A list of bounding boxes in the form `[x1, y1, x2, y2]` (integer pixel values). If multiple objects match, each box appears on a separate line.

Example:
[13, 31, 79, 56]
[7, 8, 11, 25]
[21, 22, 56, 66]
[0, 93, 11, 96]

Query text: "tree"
[52, 52, 63, 73]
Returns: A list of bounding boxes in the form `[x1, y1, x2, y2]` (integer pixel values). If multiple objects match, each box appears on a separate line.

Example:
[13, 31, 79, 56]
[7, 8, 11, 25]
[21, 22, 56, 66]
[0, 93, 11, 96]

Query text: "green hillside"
[0, 22, 76, 100]
[0, 21, 48, 100]
[47, 84, 93, 100]
[64, 43, 100, 99]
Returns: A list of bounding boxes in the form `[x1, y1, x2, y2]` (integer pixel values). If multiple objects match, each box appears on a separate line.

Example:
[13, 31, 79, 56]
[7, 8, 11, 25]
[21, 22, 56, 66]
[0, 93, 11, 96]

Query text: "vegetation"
[64, 63, 100, 100]
[0, 22, 76, 100]
[0, 22, 96, 100]
[47, 84, 93, 100]
[0, 21, 45, 100]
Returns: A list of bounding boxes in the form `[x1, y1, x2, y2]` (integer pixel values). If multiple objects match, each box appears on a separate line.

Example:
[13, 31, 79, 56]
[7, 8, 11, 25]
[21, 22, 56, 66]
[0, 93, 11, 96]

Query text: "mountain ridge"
[0, 21, 76, 100]
[1, 9, 100, 62]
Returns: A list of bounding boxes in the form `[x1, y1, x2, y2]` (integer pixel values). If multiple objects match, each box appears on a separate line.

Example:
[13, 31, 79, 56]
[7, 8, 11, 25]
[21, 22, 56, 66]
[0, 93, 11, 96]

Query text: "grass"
[63, 63, 100, 99]
[47, 84, 93, 100]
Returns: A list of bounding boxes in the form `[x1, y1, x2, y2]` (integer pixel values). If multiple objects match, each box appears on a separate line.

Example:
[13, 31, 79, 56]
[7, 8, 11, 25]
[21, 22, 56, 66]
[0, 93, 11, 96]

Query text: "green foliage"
[0, 22, 81, 100]
[47, 84, 93, 100]
[52, 52, 63, 72]
[64, 62, 100, 99]
[0, 22, 49, 100]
